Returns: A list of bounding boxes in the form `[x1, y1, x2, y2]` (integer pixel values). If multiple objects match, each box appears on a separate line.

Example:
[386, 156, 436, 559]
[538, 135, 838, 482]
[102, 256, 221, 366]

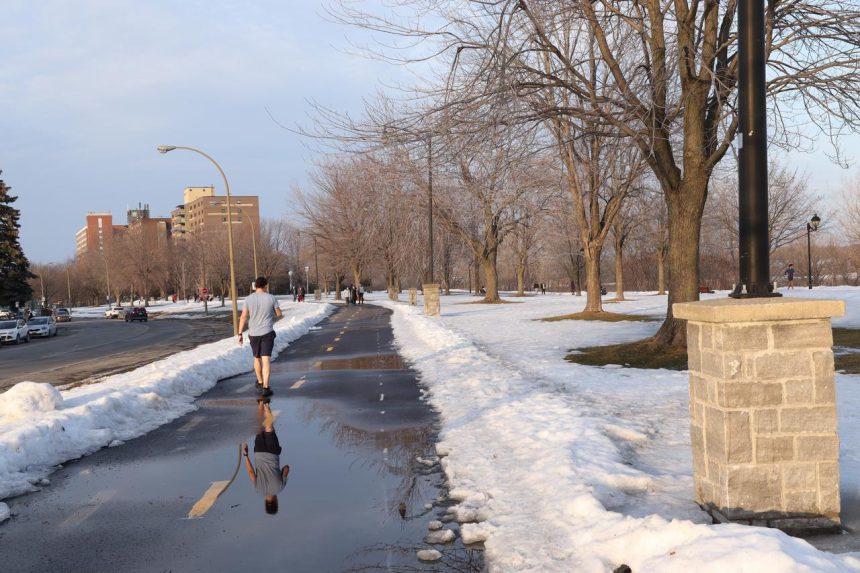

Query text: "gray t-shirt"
[254, 452, 288, 496]
[243, 292, 279, 336]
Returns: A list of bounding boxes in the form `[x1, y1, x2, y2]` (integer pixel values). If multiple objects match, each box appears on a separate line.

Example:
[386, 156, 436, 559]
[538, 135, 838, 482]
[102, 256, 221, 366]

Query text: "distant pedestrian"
[541, 283, 546, 295]
[784, 263, 796, 289]
[570, 281, 575, 294]
[238, 276, 283, 397]
[358, 285, 365, 304]
[298, 286, 304, 303]
[243, 399, 289, 515]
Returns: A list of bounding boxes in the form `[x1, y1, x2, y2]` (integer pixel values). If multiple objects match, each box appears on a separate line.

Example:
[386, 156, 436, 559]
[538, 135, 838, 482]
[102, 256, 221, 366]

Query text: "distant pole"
[314, 235, 320, 294]
[427, 135, 434, 283]
[66, 268, 72, 304]
[732, 0, 777, 298]
[806, 214, 820, 289]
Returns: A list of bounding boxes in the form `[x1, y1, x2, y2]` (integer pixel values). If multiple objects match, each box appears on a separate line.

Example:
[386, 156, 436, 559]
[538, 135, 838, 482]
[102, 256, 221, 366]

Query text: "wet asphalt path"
[0, 316, 231, 391]
[0, 304, 484, 572]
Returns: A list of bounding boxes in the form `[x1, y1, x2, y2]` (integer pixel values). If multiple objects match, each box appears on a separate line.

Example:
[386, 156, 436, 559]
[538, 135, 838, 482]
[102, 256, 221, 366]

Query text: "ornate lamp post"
[158, 145, 239, 334]
[305, 265, 309, 294]
[807, 213, 821, 289]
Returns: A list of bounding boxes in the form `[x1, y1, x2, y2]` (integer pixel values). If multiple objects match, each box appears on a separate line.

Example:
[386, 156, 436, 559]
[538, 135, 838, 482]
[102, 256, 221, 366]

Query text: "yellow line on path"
[334, 337, 341, 342]
[290, 378, 306, 389]
[326, 346, 334, 352]
[188, 481, 230, 519]
[187, 445, 242, 519]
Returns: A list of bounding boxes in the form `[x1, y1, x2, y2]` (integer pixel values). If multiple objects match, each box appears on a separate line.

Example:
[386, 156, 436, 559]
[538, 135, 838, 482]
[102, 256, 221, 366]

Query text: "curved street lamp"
[806, 213, 821, 290]
[157, 145, 239, 335]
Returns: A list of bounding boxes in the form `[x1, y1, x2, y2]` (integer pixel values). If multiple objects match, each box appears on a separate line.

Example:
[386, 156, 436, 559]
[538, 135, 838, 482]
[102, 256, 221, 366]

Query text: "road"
[0, 305, 484, 572]
[0, 316, 232, 391]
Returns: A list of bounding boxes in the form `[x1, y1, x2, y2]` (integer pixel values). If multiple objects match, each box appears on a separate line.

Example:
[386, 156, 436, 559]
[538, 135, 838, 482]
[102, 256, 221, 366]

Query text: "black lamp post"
[807, 213, 821, 289]
[731, 0, 780, 299]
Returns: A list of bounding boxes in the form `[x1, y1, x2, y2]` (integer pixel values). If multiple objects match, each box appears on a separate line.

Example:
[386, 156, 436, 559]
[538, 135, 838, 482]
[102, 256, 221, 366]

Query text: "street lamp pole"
[305, 266, 309, 294]
[158, 146, 239, 334]
[807, 213, 821, 289]
[289, 270, 293, 293]
[248, 216, 259, 280]
[427, 135, 434, 283]
[313, 235, 321, 297]
[731, 0, 777, 298]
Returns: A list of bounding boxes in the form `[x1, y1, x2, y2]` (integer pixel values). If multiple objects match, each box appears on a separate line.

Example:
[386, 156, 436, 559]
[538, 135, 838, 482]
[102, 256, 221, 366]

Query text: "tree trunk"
[657, 245, 666, 295]
[654, 181, 708, 347]
[614, 232, 624, 301]
[583, 252, 603, 312]
[516, 261, 526, 296]
[352, 266, 361, 290]
[334, 273, 342, 301]
[481, 251, 501, 302]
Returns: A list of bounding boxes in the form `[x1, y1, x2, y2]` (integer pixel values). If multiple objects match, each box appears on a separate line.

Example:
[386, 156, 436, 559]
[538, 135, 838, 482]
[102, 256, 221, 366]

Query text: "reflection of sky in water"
[27, 387, 480, 571]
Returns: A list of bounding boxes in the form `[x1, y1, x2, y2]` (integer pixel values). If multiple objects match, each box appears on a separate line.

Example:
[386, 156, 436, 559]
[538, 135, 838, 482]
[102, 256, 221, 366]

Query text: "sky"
[2, 1, 859, 263]
[0, 0, 404, 263]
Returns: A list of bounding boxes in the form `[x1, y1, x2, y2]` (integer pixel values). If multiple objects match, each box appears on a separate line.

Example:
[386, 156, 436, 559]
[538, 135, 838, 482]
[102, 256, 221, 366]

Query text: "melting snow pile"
[374, 290, 860, 572]
[0, 301, 332, 500]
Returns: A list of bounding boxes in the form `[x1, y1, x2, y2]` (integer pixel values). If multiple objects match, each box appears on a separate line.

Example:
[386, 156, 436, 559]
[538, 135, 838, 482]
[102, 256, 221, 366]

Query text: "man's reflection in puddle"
[243, 399, 290, 514]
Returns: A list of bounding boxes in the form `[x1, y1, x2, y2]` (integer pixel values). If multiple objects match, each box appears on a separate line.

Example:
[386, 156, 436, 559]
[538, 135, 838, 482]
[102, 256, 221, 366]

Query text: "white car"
[0, 319, 29, 345]
[104, 306, 123, 319]
[28, 316, 58, 338]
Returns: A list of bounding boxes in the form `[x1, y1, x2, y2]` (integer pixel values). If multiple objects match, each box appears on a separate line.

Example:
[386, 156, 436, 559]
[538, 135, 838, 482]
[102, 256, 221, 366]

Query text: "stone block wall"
[674, 298, 844, 533]
[423, 283, 440, 317]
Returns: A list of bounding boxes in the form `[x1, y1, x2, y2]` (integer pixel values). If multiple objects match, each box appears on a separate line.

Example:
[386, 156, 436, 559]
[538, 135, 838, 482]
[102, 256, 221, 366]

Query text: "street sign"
[201, 288, 209, 296]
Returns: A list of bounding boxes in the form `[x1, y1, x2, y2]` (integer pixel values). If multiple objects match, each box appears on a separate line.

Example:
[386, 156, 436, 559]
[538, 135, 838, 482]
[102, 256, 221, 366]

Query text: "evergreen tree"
[0, 171, 33, 307]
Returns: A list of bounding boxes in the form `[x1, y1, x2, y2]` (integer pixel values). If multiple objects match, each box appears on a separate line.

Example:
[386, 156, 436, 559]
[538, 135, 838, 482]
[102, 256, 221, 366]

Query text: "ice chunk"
[461, 522, 493, 544]
[416, 549, 442, 562]
[424, 529, 455, 544]
[0, 382, 63, 421]
[427, 520, 443, 530]
[0, 502, 10, 524]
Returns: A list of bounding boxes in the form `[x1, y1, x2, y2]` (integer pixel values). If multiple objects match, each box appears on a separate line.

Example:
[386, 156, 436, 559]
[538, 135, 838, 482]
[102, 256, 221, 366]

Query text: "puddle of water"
[272, 353, 406, 373]
[2, 376, 482, 573]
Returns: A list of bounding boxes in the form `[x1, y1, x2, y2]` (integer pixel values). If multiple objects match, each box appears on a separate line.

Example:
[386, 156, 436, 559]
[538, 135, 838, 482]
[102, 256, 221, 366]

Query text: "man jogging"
[238, 276, 282, 397]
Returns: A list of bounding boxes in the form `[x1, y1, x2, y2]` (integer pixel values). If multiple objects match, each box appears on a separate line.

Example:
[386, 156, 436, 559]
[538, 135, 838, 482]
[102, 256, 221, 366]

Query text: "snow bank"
[0, 301, 332, 501]
[374, 293, 860, 572]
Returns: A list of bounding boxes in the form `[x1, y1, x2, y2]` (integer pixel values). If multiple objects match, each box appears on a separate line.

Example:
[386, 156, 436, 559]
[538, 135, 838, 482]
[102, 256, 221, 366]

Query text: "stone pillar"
[409, 288, 418, 306]
[674, 298, 844, 533]
[423, 283, 440, 317]
[388, 287, 398, 301]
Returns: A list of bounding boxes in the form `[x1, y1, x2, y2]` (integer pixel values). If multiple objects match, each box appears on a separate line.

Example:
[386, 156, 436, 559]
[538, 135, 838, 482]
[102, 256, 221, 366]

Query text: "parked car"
[125, 307, 148, 322]
[0, 307, 13, 320]
[0, 319, 29, 345]
[55, 308, 72, 322]
[104, 306, 124, 319]
[28, 316, 58, 338]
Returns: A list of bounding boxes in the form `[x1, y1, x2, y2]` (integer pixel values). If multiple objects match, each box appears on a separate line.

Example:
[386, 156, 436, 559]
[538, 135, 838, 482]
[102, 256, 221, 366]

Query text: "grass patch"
[565, 338, 688, 370]
[541, 311, 655, 323]
[833, 327, 860, 374]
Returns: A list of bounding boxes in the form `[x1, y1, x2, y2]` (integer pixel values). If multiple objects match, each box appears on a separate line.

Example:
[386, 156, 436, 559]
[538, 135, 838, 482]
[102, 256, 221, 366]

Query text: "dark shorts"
[249, 331, 276, 357]
[254, 431, 282, 455]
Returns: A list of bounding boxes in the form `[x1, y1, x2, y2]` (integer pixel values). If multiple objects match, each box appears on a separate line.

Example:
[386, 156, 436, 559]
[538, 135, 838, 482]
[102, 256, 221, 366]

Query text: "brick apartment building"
[74, 213, 128, 257]
[77, 188, 260, 256]
[171, 187, 260, 239]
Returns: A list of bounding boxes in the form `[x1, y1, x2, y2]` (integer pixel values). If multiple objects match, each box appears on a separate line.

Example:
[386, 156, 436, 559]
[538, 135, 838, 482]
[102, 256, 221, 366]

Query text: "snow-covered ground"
[372, 287, 860, 572]
[0, 301, 332, 501]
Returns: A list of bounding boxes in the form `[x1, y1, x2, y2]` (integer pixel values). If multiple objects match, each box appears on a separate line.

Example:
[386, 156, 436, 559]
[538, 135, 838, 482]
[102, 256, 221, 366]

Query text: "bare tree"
[332, 0, 860, 344]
